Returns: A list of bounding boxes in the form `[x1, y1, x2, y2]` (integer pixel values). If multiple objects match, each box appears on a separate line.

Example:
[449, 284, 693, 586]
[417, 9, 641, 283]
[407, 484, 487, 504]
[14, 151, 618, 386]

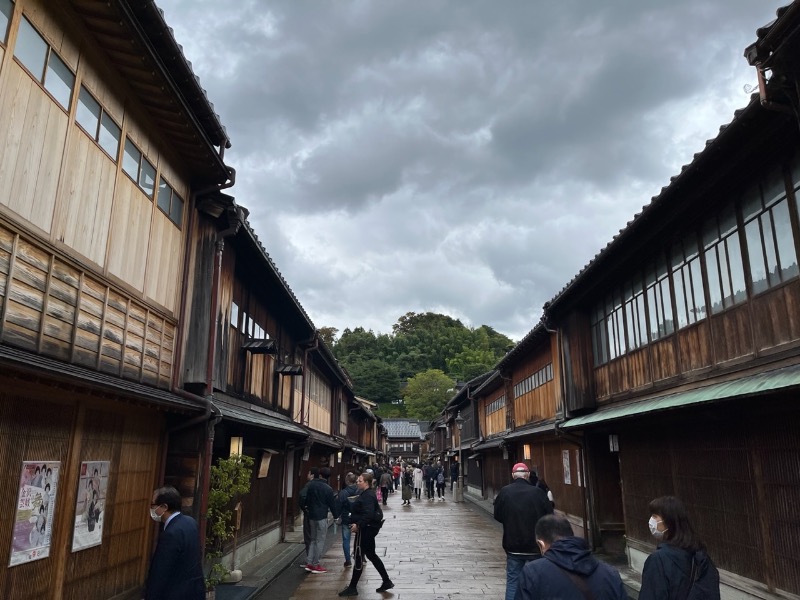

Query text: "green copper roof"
[561, 363, 800, 429]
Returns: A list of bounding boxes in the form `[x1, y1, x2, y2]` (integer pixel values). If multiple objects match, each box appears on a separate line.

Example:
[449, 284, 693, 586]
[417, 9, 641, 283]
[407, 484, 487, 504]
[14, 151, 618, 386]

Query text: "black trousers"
[349, 527, 389, 588]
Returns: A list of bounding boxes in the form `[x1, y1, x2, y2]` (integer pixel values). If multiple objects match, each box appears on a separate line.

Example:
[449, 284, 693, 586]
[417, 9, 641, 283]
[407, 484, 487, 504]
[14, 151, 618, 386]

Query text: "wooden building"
[0, 0, 236, 597]
[542, 4, 800, 597]
[383, 419, 424, 464]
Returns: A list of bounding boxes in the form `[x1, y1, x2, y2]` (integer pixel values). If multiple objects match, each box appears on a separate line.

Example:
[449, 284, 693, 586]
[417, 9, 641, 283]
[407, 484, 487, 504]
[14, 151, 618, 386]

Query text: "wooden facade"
[0, 0, 234, 596]
[537, 7, 800, 597]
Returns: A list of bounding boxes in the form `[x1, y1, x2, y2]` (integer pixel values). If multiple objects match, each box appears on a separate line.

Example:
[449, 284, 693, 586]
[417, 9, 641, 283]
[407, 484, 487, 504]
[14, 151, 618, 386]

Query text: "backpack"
[370, 501, 385, 530]
[437, 472, 445, 485]
[686, 550, 721, 600]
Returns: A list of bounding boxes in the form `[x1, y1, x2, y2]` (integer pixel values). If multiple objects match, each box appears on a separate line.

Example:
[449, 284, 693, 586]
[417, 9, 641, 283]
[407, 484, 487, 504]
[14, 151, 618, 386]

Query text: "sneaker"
[338, 586, 359, 597]
[344, 561, 352, 567]
[311, 565, 328, 574]
[376, 580, 395, 592]
[304, 565, 314, 572]
[300, 563, 310, 569]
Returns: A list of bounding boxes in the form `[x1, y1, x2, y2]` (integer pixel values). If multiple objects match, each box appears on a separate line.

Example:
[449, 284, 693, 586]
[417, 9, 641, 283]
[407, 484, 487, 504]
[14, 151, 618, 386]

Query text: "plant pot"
[205, 589, 215, 600]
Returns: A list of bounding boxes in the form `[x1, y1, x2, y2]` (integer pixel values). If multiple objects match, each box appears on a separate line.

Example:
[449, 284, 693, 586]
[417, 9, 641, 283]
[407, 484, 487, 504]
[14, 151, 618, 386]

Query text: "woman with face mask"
[640, 496, 720, 600]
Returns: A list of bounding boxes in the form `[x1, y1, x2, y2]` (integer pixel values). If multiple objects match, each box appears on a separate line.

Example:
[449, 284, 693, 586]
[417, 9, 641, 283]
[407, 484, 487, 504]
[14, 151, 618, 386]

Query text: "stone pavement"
[289, 490, 507, 599]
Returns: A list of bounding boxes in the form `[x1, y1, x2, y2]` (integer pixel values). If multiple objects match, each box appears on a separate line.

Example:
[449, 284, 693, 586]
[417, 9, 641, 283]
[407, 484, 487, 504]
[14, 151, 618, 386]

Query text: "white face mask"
[648, 517, 666, 538]
[150, 506, 163, 522]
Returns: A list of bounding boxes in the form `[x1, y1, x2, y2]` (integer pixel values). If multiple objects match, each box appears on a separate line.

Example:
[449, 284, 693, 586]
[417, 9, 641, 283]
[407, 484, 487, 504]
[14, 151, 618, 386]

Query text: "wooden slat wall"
[0, 376, 162, 598]
[512, 348, 558, 426]
[482, 392, 507, 437]
[711, 304, 753, 363]
[0, 223, 175, 389]
[0, 63, 66, 233]
[105, 177, 151, 291]
[752, 280, 800, 352]
[308, 401, 331, 435]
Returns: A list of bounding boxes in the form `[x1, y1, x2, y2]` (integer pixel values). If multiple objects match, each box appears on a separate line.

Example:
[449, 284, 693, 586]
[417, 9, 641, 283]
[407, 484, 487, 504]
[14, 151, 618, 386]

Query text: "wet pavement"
[286, 490, 507, 599]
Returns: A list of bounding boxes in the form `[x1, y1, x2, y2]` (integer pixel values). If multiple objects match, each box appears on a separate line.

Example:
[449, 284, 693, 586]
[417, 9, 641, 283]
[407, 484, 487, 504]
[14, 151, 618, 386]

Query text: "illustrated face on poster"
[72, 461, 110, 552]
[10, 461, 60, 567]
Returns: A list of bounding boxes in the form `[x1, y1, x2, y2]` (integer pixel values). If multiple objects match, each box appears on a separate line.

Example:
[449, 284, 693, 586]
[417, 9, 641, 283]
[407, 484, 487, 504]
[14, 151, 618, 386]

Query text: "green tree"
[403, 369, 455, 421]
[373, 402, 407, 418]
[345, 359, 400, 404]
[446, 347, 497, 381]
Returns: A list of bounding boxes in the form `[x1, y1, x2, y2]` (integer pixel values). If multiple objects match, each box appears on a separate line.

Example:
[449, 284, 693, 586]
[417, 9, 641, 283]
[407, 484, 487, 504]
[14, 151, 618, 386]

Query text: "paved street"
[290, 490, 507, 599]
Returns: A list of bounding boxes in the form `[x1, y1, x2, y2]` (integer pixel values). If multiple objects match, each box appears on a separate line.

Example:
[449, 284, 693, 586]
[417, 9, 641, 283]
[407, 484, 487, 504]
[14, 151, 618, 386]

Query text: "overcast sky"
[157, 1, 777, 342]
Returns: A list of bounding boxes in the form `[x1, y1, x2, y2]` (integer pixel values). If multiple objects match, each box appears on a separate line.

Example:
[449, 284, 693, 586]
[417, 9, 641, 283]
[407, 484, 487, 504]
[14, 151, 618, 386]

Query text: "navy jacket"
[336, 484, 359, 525]
[145, 513, 205, 600]
[640, 543, 720, 600]
[350, 488, 382, 530]
[493, 478, 553, 555]
[299, 478, 339, 521]
[515, 537, 628, 600]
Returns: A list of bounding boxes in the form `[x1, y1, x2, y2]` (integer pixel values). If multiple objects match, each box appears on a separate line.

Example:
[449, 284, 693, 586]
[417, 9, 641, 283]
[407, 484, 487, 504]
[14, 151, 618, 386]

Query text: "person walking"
[639, 496, 720, 600]
[338, 472, 394, 597]
[401, 466, 413, 506]
[297, 468, 316, 568]
[412, 464, 423, 500]
[335, 472, 359, 567]
[379, 470, 393, 506]
[515, 514, 628, 600]
[298, 466, 339, 574]
[450, 460, 459, 493]
[424, 461, 435, 501]
[144, 486, 205, 600]
[494, 462, 554, 600]
[435, 464, 446, 501]
[392, 462, 401, 491]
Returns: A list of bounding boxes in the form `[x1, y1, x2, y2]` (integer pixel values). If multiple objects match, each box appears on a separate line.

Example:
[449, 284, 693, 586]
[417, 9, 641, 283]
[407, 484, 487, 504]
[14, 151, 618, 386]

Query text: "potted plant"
[205, 453, 254, 597]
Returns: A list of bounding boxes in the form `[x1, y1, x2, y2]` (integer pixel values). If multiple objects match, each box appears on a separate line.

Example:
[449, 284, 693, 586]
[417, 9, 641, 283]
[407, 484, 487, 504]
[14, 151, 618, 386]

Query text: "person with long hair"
[338, 472, 394, 596]
[639, 496, 720, 600]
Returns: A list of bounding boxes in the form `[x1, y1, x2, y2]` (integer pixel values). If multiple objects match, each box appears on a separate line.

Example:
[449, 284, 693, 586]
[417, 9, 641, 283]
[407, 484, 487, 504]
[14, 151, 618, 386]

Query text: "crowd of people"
[294, 458, 721, 599]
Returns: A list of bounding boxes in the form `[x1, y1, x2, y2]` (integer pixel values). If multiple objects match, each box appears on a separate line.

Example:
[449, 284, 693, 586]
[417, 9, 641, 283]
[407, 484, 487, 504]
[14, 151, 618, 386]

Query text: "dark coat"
[640, 543, 720, 600]
[515, 537, 628, 600]
[493, 478, 553, 555]
[350, 488, 382, 530]
[336, 484, 359, 526]
[299, 478, 339, 521]
[144, 513, 205, 600]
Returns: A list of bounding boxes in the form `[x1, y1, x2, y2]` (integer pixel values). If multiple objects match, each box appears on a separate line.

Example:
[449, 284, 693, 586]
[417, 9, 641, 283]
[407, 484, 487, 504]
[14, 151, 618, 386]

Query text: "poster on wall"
[562, 450, 572, 485]
[72, 461, 110, 552]
[10, 461, 60, 567]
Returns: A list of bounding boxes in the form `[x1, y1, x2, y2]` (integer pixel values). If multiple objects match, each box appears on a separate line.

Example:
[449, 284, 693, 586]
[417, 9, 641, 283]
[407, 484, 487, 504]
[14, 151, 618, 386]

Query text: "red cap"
[512, 462, 529, 473]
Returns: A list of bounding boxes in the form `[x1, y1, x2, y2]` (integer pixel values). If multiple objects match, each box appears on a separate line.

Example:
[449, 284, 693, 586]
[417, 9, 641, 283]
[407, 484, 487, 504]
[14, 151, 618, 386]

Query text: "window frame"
[75, 84, 121, 162]
[0, 0, 12, 46]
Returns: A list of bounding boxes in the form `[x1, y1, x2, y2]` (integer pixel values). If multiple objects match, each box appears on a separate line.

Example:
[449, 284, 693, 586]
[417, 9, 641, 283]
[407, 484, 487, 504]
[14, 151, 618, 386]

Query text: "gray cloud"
[159, 0, 776, 340]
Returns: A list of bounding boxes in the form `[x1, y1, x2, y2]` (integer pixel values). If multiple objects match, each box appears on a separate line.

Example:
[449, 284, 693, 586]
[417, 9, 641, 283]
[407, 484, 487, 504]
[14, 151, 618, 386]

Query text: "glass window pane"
[139, 157, 156, 197]
[170, 194, 183, 227]
[705, 246, 722, 314]
[98, 112, 120, 159]
[761, 214, 779, 287]
[727, 234, 747, 306]
[15, 17, 48, 80]
[76, 86, 100, 137]
[673, 268, 688, 329]
[44, 51, 74, 110]
[659, 280, 674, 336]
[157, 177, 171, 214]
[746, 219, 768, 294]
[772, 200, 799, 280]
[689, 258, 706, 321]
[636, 294, 648, 343]
[122, 138, 140, 180]
[1, 0, 13, 45]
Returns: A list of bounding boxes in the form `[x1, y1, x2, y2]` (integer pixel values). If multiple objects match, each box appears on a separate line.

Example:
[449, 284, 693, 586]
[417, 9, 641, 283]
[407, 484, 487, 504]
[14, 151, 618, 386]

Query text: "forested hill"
[319, 312, 515, 420]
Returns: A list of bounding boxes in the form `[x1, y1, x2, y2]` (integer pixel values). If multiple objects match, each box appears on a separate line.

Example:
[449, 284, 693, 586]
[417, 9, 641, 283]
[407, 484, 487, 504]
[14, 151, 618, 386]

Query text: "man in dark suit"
[144, 486, 205, 600]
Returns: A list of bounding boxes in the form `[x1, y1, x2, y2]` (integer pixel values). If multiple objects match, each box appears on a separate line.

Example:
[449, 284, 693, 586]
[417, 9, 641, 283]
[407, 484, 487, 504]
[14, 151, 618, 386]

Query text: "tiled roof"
[383, 419, 423, 439]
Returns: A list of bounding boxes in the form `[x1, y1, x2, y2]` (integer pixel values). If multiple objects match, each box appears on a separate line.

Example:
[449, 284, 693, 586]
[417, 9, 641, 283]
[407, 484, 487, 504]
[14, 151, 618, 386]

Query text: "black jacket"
[298, 478, 339, 521]
[640, 543, 720, 600]
[336, 484, 359, 525]
[493, 478, 553, 555]
[350, 488, 382, 530]
[515, 536, 628, 600]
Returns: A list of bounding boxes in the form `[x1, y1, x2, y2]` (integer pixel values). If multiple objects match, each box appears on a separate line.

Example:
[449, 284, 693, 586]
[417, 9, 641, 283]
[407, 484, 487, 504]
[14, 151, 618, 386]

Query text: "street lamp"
[454, 411, 465, 502]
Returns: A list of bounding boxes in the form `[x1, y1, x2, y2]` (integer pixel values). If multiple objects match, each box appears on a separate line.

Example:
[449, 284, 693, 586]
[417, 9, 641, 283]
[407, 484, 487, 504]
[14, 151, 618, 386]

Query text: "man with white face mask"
[144, 486, 205, 600]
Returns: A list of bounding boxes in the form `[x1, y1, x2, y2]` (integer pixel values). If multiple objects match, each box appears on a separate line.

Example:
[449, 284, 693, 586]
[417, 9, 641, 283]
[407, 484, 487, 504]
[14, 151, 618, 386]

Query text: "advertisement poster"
[10, 461, 60, 567]
[72, 461, 110, 552]
[562, 450, 572, 485]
